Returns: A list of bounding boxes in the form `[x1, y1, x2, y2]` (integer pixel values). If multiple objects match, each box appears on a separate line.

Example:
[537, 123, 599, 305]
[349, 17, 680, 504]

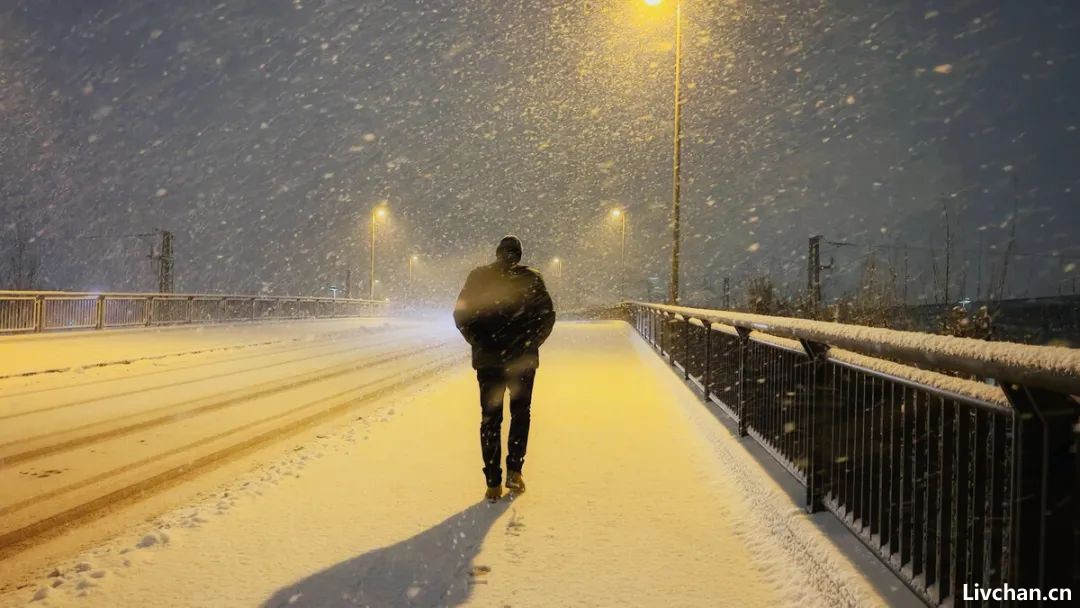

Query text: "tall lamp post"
[646, 0, 683, 304]
[551, 257, 564, 293]
[610, 207, 628, 299]
[369, 203, 388, 300]
[408, 254, 419, 304]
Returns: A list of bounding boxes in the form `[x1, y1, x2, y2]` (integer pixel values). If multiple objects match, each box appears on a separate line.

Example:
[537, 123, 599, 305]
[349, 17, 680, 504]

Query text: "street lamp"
[610, 207, 628, 299]
[645, 0, 683, 304]
[551, 257, 564, 292]
[369, 203, 388, 299]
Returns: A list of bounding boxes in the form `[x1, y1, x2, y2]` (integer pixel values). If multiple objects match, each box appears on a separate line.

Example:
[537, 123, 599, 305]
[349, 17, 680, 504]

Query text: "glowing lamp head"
[644, 0, 662, 5]
[374, 207, 388, 219]
[410, 255, 419, 261]
[552, 257, 561, 264]
[611, 208, 622, 218]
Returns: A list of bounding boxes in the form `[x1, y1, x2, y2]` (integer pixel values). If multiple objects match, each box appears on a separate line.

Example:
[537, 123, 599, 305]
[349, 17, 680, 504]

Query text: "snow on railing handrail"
[0, 290, 386, 304]
[629, 301, 1080, 397]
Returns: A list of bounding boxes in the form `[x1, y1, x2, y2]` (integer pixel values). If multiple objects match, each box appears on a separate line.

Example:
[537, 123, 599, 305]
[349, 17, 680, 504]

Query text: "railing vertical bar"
[857, 373, 869, 531]
[868, 375, 880, 539]
[839, 366, 851, 520]
[703, 325, 712, 402]
[924, 393, 941, 596]
[912, 390, 926, 587]
[790, 351, 797, 467]
[765, 346, 774, 448]
[998, 410, 1014, 592]
[969, 410, 988, 590]
[936, 396, 955, 604]
[899, 384, 912, 570]
[951, 403, 971, 604]
[983, 412, 999, 590]
[880, 379, 895, 554]
[830, 363, 841, 508]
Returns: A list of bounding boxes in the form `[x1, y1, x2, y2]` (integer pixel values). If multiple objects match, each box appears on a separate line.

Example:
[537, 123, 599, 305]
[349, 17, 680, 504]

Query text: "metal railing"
[0, 291, 388, 334]
[627, 302, 1079, 606]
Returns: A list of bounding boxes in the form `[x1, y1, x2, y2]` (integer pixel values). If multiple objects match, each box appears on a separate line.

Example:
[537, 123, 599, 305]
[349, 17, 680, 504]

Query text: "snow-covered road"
[2, 320, 901, 606]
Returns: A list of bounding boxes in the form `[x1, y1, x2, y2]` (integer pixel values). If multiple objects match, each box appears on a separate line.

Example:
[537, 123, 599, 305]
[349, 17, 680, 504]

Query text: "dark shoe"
[485, 485, 503, 503]
[505, 471, 525, 494]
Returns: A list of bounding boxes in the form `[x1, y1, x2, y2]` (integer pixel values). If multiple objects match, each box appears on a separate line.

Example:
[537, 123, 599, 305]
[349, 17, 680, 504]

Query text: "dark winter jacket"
[453, 261, 556, 369]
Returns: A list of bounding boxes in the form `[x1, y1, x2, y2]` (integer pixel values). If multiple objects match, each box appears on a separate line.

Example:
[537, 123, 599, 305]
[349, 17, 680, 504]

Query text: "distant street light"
[644, 0, 683, 304]
[408, 254, 419, 303]
[369, 203, 389, 300]
[610, 207, 628, 299]
[551, 257, 564, 292]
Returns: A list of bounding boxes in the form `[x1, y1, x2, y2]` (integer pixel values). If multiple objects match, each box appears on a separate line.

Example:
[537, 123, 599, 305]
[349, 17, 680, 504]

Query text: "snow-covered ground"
[2, 320, 908, 607]
[0, 318, 417, 379]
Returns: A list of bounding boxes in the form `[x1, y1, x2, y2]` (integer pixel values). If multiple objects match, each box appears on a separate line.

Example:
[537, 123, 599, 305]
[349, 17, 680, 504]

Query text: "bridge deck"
[1, 320, 914, 607]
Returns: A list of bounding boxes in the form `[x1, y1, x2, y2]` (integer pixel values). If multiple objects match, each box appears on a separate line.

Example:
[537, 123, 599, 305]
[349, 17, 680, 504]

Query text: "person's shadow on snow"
[262, 500, 511, 607]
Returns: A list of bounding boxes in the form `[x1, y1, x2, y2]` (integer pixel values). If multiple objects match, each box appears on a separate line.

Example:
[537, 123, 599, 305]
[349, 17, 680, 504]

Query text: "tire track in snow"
[0, 347, 465, 560]
[0, 339, 445, 465]
[0, 330, 409, 423]
[0, 324, 401, 397]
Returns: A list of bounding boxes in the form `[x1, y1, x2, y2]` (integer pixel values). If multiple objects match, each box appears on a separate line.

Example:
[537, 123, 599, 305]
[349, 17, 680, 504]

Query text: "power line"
[823, 240, 1080, 262]
[76, 232, 159, 240]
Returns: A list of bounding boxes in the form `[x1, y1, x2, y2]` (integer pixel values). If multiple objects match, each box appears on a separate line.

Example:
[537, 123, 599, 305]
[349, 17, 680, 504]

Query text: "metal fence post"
[735, 325, 752, 437]
[800, 339, 831, 513]
[654, 309, 660, 349]
[1002, 384, 1078, 592]
[683, 318, 690, 380]
[95, 295, 106, 330]
[187, 296, 195, 324]
[145, 297, 154, 327]
[702, 324, 712, 402]
[34, 295, 45, 332]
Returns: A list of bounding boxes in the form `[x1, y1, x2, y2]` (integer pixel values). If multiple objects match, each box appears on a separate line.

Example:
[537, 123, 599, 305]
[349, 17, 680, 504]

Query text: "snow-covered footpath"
[4, 322, 890, 607]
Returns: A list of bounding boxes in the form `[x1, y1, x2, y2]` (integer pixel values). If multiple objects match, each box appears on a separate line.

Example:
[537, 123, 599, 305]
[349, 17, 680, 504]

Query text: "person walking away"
[453, 236, 556, 502]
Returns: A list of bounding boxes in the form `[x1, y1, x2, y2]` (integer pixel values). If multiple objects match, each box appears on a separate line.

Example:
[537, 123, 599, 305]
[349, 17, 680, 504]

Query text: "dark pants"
[476, 366, 536, 487]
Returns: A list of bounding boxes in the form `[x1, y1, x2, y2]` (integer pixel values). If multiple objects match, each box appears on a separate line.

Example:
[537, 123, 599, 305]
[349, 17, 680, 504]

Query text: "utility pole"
[976, 234, 984, 302]
[668, 0, 684, 305]
[903, 246, 910, 305]
[942, 196, 951, 305]
[150, 230, 174, 293]
[807, 235, 822, 310]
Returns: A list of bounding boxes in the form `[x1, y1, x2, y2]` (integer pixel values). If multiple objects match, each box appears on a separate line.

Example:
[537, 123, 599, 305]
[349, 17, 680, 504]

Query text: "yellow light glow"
[611, 208, 622, 218]
[411, 255, 419, 261]
[552, 257, 561, 264]
[374, 207, 388, 219]
[644, 0, 662, 5]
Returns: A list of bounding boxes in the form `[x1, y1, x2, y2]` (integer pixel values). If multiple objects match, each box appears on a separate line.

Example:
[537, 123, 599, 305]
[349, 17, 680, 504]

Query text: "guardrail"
[627, 302, 1079, 606]
[0, 291, 388, 334]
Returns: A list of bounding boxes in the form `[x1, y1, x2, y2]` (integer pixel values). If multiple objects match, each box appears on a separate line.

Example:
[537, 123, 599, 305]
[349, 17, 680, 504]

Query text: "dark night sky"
[2, 0, 1079, 306]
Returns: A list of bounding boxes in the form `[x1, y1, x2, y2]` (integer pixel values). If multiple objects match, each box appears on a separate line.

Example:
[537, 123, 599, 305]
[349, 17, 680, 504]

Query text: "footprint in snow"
[468, 565, 491, 577]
